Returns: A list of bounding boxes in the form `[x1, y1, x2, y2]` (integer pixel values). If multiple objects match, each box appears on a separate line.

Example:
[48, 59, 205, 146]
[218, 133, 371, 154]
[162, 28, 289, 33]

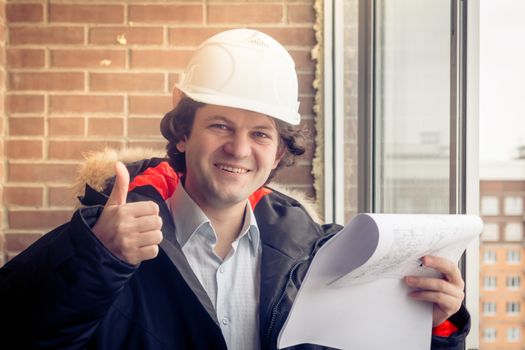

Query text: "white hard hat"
[177, 29, 301, 125]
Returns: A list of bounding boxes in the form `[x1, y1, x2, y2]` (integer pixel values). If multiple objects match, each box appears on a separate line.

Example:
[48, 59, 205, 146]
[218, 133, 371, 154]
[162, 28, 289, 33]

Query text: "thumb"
[106, 161, 130, 206]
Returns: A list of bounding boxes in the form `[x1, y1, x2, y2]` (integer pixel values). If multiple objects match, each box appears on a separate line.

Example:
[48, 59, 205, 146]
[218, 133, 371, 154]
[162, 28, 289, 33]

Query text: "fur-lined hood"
[73, 148, 322, 223]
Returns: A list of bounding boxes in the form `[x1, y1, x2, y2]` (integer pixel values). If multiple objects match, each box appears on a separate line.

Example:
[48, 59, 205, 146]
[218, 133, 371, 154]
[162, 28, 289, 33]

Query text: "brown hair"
[160, 96, 306, 183]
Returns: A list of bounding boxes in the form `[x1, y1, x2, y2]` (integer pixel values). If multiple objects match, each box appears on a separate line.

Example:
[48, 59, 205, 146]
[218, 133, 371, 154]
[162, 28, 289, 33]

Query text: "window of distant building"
[504, 223, 523, 241]
[481, 196, 499, 216]
[483, 328, 497, 342]
[506, 301, 520, 315]
[506, 249, 521, 264]
[483, 249, 497, 264]
[481, 223, 499, 242]
[504, 196, 523, 215]
[482, 302, 497, 315]
[506, 327, 520, 342]
[506, 276, 521, 290]
[483, 276, 497, 290]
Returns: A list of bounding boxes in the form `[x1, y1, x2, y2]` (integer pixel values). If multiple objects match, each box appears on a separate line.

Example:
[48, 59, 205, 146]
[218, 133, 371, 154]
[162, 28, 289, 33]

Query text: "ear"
[176, 138, 187, 153]
[172, 87, 183, 108]
[272, 145, 286, 169]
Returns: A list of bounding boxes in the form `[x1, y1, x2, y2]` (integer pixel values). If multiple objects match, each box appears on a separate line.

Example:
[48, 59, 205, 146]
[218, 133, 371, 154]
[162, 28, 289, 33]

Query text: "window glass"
[506, 276, 521, 289]
[506, 249, 520, 264]
[481, 196, 499, 215]
[504, 223, 523, 241]
[483, 276, 497, 290]
[374, 0, 451, 213]
[482, 328, 496, 342]
[505, 301, 520, 315]
[481, 223, 499, 242]
[482, 301, 496, 315]
[482, 249, 497, 264]
[506, 327, 520, 342]
[504, 196, 523, 215]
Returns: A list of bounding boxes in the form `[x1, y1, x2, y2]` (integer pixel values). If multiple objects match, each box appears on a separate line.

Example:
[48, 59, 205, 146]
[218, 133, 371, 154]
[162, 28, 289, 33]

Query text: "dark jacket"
[0, 158, 470, 349]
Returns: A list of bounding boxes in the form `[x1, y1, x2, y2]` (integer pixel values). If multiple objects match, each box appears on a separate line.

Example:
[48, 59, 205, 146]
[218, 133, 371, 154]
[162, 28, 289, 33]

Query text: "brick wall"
[1, 1, 318, 262]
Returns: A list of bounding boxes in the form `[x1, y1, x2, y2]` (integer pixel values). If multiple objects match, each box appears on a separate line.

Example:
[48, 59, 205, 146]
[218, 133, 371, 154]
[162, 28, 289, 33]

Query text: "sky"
[479, 0, 525, 161]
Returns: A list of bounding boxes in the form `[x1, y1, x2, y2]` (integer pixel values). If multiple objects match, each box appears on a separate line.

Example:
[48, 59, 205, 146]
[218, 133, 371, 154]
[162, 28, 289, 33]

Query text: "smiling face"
[176, 104, 283, 213]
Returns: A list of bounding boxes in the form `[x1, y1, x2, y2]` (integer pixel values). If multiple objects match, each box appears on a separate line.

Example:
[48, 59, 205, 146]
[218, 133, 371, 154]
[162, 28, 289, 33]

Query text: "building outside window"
[482, 301, 497, 315]
[504, 196, 523, 215]
[483, 276, 497, 290]
[481, 196, 499, 215]
[505, 276, 521, 290]
[483, 328, 497, 342]
[506, 249, 520, 264]
[506, 327, 520, 342]
[505, 301, 520, 315]
[483, 249, 497, 264]
[504, 223, 523, 241]
[481, 223, 499, 242]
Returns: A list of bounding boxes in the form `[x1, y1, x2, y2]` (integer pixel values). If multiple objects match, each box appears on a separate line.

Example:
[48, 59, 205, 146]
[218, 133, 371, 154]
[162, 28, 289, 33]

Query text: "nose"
[223, 132, 252, 159]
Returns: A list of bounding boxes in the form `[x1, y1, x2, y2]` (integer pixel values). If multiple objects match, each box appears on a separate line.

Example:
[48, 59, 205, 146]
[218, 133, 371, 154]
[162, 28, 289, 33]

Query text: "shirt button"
[222, 317, 229, 325]
[219, 266, 225, 273]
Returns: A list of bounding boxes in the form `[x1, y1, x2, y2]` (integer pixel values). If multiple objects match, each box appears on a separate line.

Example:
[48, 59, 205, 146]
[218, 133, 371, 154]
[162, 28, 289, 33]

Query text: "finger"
[106, 162, 130, 206]
[137, 244, 160, 261]
[132, 215, 163, 233]
[122, 201, 160, 217]
[405, 276, 464, 299]
[409, 290, 461, 314]
[422, 256, 464, 287]
[136, 230, 164, 248]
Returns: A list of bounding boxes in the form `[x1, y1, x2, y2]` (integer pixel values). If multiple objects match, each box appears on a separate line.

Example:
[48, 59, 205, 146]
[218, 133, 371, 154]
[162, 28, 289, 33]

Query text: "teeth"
[217, 164, 248, 174]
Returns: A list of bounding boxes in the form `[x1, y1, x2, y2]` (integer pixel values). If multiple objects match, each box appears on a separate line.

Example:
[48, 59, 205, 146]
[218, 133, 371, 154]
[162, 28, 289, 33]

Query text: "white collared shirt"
[166, 184, 261, 350]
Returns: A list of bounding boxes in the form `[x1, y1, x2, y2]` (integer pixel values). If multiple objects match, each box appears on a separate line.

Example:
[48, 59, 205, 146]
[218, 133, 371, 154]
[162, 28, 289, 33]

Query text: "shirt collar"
[167, 184, 260, 254]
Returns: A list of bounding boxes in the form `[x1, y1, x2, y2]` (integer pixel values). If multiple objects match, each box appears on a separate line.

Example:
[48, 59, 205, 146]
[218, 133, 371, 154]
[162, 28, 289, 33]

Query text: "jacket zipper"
[264, 256, 309, 349]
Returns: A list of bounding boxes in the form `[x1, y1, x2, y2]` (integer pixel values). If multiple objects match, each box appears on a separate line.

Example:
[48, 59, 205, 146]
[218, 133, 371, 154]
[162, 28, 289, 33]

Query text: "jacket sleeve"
[0, 206, 137, 350]
[431, 305, 470, 350]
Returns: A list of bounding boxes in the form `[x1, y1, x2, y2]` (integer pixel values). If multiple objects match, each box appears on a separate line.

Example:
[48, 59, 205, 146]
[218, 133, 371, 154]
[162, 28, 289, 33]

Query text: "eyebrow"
[205, 115, 277, 131]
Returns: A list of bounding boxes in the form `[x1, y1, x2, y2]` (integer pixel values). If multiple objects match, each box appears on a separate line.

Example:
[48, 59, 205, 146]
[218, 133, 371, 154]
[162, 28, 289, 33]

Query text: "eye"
[210, 124, 230, 131]
[253, 131, 271, 140]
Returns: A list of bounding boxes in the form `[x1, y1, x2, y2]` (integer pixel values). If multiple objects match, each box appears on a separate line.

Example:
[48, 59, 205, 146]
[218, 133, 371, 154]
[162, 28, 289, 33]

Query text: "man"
[0, 29, 469, 349]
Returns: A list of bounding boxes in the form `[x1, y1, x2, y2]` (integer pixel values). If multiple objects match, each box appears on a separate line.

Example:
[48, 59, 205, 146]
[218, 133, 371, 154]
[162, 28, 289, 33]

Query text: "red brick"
[128, 118, 162, 137]
[48, 140, 124, 160]
[50, 4, 124, 24]
[8, 210, 73, 230]
[89, 27, 163, 45]
[289, 50, 314, 71]
[3, 187, 44, 206]
[298, 72, 315, 95]
[49, 186, 77, 207]
[288, 4, 315, 23]
[130, 49, 192, 69]
[6, 3, 43, 23]
[10, 27, 84, 45]
[127, 140, 166, 151]
[48, 117, 85, 136]
[7, 49, 45, 68]
[5, 140, 43, 159]
[5, 233, 43, 251]
[168, 73, 180, 92]
[253, 27, 315, 46]
[49, 95, 124, 113]
[51, 49, 126, 68]
[6, 95, 44, 114]
[90, 73, 164, 92]
[87, 117, 124, 136]
[128, 95, 172, 115]
[298, 96, 314, 116]
[128, 5, 203, 23]
[8, 163, 78, 182]
[8, 117, 45, 136]
[168, 27, 228, 46]
[272, 163, 313, 186]
[9, 72, 84, 91]
[207, 4, 283, 24]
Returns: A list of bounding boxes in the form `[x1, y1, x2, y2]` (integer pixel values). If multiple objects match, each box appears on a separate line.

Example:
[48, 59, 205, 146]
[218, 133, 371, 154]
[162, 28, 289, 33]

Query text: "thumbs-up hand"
[92, 162, 163, 265]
